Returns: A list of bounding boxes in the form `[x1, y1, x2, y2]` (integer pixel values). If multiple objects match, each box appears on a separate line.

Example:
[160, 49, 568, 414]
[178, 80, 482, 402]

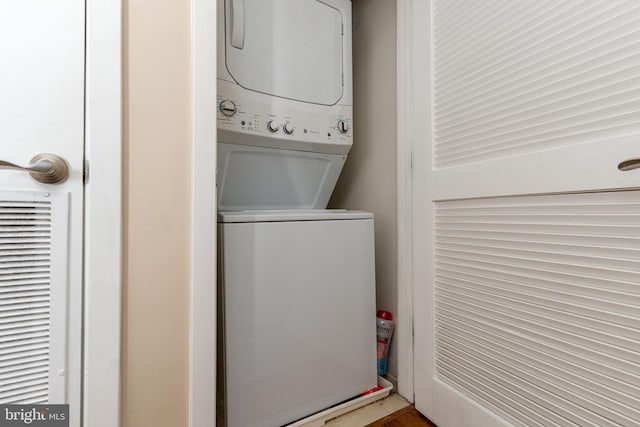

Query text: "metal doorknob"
[0, 153, 69, 184]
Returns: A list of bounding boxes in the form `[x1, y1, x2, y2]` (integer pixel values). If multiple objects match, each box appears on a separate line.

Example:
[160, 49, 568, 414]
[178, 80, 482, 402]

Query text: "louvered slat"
[0, 361, 48, 377]
[0, 334, 49, 349]
[0, 275, 50, 284]
[432, 0, 640, 167]
[0, 348, 49, 364]
[0, 380, 48, 400]
[0, 318, 49, 331]
[4, 389, 48, 405]
[0, 198, 51, 403]
[435, 191, 640, 426]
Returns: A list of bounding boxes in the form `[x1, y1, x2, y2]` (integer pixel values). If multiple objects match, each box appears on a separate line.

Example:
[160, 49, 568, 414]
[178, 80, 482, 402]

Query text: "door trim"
[397, 0, 435, 414]
[412, 0, 435, 415]
[189, 0, 217, 426]
[83, 0, 122, 426]
[396, 0, 415, 403]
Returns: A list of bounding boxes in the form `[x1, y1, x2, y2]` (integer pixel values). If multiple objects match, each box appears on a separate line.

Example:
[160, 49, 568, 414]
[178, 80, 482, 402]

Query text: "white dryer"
[216, 0, 353, 211]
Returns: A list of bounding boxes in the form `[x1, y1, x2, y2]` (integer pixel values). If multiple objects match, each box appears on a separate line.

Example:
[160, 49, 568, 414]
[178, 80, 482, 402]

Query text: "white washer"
[217, 210, 377, 427]
[216, 0, 353, 211]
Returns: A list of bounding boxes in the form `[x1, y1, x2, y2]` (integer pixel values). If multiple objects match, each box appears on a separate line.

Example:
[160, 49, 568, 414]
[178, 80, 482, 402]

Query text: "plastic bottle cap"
[377, 310, 393, 320]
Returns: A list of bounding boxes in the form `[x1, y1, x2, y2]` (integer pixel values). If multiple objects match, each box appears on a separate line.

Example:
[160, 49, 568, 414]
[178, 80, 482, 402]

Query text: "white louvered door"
[0, 1, 85, 425]
[413, 1, 640, 426]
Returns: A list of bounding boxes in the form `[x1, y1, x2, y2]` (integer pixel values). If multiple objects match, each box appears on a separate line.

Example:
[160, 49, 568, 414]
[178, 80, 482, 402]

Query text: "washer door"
[224, 0, 344, 105]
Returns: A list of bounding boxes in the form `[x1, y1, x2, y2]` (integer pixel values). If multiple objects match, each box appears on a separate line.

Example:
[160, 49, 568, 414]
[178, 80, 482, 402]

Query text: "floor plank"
[365, 406, 437, 427]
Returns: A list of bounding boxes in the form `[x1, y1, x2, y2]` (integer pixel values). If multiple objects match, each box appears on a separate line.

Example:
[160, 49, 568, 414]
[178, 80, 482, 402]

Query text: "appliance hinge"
[83, 160, 89, 185]
[341, 22, 344, 35]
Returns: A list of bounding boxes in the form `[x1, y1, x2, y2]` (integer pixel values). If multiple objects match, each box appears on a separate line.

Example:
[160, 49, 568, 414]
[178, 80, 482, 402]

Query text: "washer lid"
[218, 209, 373, 223]
[224, 0, 345, 105]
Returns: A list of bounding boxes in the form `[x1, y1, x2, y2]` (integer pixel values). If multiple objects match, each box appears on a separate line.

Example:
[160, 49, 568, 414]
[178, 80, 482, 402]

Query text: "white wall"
[329, 0, 398, 380]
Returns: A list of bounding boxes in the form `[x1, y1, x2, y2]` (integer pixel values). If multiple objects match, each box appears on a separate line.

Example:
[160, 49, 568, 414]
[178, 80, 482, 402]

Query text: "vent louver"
[0, 199, 52, 404]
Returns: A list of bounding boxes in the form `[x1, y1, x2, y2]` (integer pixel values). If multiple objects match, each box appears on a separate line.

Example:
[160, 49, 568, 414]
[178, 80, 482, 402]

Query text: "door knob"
[0, 153, 69, 184]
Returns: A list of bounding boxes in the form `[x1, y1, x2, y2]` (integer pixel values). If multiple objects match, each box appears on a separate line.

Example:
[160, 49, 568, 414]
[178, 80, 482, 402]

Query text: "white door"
[0, 1, 85, 425]
[413, 1, 640, 426]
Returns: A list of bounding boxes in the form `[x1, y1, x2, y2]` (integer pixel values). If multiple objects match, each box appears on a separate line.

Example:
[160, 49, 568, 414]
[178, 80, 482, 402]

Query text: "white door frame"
[189, 0, 217, 426]
[83, 0, 122, 426]
[406, 0, 435, 413]
[396, 0, 434, 408]
[396, 0, 416, 403]
[187, 1, 418, 423]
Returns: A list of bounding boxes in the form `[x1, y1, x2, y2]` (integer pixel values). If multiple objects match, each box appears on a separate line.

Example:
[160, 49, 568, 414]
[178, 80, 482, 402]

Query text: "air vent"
[0, 198, 52, 403]
[0, 192, 69, 404]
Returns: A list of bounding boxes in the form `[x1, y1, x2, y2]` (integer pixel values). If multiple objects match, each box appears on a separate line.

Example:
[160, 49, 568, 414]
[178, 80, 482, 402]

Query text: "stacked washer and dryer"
[216, 1, 377, 426]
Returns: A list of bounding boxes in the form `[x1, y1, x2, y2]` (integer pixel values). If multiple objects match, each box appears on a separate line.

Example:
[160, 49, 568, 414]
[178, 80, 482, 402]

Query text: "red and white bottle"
[376, 310, 394, 375]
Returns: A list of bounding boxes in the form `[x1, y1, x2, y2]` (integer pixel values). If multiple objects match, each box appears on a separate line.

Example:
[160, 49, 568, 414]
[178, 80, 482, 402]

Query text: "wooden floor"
[365, 406, 437, 427]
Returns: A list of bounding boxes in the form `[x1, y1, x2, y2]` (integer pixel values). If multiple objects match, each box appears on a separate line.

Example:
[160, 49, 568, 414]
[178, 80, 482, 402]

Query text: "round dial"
[219, 100, 237, 117]
[267, 120, 280, 133]
[283, 122, 295, 135]
[337, 119, 349, 133]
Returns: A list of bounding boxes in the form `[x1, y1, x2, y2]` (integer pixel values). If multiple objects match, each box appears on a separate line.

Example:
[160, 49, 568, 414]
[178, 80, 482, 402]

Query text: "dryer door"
[224, 0, 345, 106]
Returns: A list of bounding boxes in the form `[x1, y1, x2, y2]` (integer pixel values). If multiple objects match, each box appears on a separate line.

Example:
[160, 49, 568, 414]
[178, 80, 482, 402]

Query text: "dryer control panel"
[217, 79, 353, 154]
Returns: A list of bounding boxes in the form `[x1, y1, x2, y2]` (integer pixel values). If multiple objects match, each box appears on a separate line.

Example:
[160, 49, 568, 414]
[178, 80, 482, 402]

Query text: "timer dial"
[267, 120, 280, 133]
[219, 100, 237, 117]
[283, 122, 295, 135]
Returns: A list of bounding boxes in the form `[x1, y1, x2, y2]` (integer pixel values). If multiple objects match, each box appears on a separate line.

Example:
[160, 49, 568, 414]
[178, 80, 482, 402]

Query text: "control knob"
[337, 119, 349, 134]
[219, 100, 237, 117]
[283, 122, 295, 135]
[267, 120, 280, 133]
